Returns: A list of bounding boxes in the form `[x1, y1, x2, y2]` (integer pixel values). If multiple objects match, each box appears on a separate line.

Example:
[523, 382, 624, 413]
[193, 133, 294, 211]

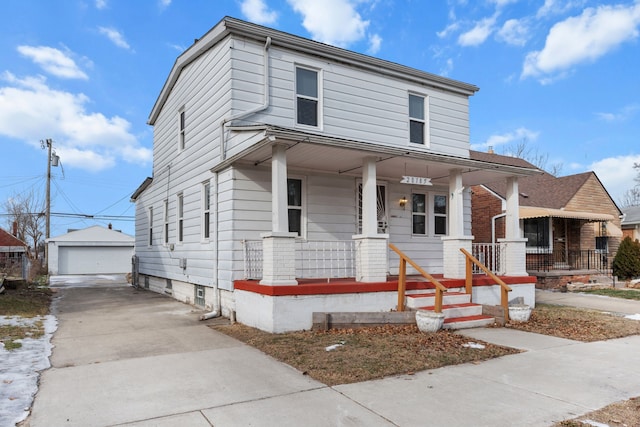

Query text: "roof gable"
[48, 225, 134, 243]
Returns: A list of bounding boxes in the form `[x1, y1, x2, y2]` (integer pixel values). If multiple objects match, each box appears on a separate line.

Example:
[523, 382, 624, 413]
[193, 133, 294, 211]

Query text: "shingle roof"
[0, 228, 27, 248]
[622, 205, 640, 225]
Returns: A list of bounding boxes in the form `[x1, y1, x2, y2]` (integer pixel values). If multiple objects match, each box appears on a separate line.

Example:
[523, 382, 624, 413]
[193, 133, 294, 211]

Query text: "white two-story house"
[132, 17, 540, 332]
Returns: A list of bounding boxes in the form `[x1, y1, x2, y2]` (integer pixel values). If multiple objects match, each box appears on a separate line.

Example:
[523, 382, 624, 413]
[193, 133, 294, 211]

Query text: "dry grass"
[0, 281, 51, 350]
[553, 396, 640, 427]
[213, 323, 521, 386]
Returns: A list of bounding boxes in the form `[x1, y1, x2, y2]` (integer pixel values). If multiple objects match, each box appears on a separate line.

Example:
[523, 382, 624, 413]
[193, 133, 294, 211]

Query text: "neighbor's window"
[433, 194, 447, 235]
[412, 193, 426, 235]
[179, 109, 185, 150]
[287, 178, 302, 236]
[148, 207, 153, 246]
[177, 193, 184, 243]
[163, 200, 169, 244]
[202, 181, 210, 239]
[524, 217, 550, 248]
[296, 67, 319, 127]
[409, 94, 425, 144]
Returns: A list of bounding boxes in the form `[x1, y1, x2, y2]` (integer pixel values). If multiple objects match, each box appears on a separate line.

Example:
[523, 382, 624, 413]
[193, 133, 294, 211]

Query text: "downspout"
[219, 36, 272, 161]
[201, 171, 221, 320]
[492, 213, 506, 245]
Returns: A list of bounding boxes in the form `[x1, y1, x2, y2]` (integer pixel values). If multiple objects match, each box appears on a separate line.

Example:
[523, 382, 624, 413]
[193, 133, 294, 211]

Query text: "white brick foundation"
[442, 236, 473, 279]
[260, 232, 298, 285]
[353, 234, 389, 282]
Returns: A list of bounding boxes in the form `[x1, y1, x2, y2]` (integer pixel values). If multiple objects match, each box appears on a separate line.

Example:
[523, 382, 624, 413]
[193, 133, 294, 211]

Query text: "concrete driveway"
[26, 277, 640, 427]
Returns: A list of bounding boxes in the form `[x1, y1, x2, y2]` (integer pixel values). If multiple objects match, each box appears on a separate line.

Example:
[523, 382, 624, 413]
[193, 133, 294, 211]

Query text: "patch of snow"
[325, 341, 345, 351]
[625, 313, 640, 321]
[0, 315, 57, 426]
[462, 342, 485, 349]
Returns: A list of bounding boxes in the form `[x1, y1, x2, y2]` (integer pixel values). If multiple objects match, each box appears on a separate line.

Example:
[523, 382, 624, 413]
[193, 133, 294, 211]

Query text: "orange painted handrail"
[459, 248, 512, 321]
[389, 244, 447, 313]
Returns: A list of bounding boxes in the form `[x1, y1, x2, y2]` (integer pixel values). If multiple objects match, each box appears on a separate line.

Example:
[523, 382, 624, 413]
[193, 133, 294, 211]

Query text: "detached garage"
[47, 225, 134, 275]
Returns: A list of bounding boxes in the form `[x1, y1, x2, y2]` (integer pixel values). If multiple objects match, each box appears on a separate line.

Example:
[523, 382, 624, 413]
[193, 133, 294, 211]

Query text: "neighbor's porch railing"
[242, 239, 356, 281]
[471, 243, 506, 275]
[525, 248, 610, 273]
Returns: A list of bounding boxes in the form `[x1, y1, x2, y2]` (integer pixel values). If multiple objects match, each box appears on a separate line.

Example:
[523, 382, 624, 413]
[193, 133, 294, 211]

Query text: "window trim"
[178, 108, 185, 151]
[287, 176, 306, 238]
[148, 207, 154, 246]
[202, 181, 211, 241]
[294, 65, 322, 130]
[177, 192, 184, 244]
[408, 92, 429, 147]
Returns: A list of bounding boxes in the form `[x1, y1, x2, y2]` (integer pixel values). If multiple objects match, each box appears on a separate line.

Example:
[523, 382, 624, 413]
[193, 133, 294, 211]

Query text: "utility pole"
[42, 138, 58, 271]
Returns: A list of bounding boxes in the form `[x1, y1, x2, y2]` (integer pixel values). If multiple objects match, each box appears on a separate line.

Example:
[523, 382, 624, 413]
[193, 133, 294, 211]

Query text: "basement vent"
[194, 285, 205, 307]
[165, 279, 173, 289]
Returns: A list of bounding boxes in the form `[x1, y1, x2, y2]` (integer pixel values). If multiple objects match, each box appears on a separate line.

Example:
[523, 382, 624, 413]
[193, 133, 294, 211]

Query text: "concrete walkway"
[26, 279, 640, 427]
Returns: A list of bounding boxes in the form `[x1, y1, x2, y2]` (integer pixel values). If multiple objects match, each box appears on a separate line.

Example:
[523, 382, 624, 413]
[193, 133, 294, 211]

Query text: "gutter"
[219, 36, 272, 161]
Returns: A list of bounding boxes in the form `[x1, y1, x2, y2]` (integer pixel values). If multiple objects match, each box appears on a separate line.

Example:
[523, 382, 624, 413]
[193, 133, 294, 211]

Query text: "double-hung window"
[287, 178, 303, 236]
[148, 207, 153, 246]
[163, 200, 169, 245]
[433, 194, 447, 235]
[177, 193, 184, 243]
[202, 182, 210, 240]
[411, 193, 448, 236]
[409, 94, 426, 145]
[178, 109, 185, 150]
[296, 67, 319, 127]
[412, 193, 427, 235]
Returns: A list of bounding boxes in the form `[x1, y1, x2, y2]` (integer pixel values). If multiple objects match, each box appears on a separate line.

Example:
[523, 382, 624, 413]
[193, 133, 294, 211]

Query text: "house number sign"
[400, 176, 432, 186]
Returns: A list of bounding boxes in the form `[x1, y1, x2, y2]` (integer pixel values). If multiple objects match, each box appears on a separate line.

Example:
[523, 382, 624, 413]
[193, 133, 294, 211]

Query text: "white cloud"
[0, 72, 150, 172]
[595, 104, 640, 122]
[437, 21, 460, 38]
[159, 0, 171, 8]
[590, 154, 640, 203]
[287, 0, 369, 47]
[241, 0, 278, 25]
[522, 3, 640, 81]
[536, 0, 584, 18]
[98, 27, 132, 51]
[458, 14, 498, 46]
[440, 58, 454, 77]
[497, 18, 529, 46]
[17, 46, 88, 80]
[367, 33, 382, 55]
[472, 127, 540, 151]
[95, 0, 107, 9]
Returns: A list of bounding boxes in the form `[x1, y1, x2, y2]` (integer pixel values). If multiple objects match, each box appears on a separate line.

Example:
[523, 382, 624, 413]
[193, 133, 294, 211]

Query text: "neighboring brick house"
[471, 151, 623, 289]
[0, 227, 27, 277]
[621, 205, 640, 241]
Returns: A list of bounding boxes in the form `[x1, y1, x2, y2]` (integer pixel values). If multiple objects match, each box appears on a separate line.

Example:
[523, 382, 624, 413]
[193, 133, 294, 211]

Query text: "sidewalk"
[26, 279, 640, 427]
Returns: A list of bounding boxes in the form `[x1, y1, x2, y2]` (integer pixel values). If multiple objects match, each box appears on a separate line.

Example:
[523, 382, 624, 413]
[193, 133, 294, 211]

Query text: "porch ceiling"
[218, 126, 541, 186]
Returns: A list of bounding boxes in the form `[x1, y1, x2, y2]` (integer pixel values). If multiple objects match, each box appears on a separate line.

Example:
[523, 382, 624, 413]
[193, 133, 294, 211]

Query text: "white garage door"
[58, 246, 132, 274]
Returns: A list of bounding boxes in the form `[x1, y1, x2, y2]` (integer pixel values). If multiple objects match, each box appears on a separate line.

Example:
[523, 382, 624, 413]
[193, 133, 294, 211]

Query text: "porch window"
[433, 194, 447, 235]
[596, 236, 608, 253]
[178, 109, 185, 150]
[163, 200, 169, 244]
[148, 207, 153, 246]
[412, 193, 426, 235]
[202, 181, 210, 240]
[287, 178, 302, 236]
[409, 94, 426, 145]
[296, 67, 319, 127]
[177, 193, 184, 243]
[524, 217, 550, 248]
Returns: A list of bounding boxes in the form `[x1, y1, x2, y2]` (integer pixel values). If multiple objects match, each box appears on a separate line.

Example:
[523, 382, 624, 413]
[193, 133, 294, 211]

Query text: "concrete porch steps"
[408, 291, 496, 330]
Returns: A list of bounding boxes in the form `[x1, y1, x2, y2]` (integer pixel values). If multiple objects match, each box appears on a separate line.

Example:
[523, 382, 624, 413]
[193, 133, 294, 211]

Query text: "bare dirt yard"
[214, 303, 640, 426]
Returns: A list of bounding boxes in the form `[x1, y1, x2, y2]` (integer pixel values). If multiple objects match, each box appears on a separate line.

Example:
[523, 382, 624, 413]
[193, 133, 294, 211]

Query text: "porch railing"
[525, 248, 610, 273]
[471, 243, 506, 275]
[461, 248, 512, 321]
[242, 239, 356, 281]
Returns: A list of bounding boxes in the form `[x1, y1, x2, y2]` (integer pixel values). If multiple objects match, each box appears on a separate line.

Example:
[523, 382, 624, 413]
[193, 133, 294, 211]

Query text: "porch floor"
[234, 274, 537, 296]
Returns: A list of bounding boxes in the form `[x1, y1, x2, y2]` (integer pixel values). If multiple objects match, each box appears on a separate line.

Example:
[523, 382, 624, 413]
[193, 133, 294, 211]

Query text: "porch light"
[399, 196, 408, 209]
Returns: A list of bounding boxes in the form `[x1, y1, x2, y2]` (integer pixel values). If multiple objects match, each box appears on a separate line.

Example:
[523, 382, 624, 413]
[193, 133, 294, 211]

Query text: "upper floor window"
[296, 67, 319, 127]
[409, 94, 426, 145]
[179, 109, 186, 150]
[287, 178, 303, 236]
[177, 193, 184, 243]
[202, 182, 211, 240]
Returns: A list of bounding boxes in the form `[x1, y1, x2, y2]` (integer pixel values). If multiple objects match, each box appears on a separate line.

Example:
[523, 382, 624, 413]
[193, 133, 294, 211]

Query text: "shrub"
[612, 236, 640, 280]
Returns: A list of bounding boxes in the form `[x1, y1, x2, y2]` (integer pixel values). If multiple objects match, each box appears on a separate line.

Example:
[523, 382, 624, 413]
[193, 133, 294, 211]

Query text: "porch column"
[260, 144, 298, 285]
[353, 157, 388, 282]
[498, 176, 528, 276]
[442, 168, 473, 278]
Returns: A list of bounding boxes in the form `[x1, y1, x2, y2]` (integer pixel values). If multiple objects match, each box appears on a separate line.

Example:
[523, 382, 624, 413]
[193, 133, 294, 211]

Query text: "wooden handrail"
[389, 243, 447, 313]
[459, 248, 512, 321]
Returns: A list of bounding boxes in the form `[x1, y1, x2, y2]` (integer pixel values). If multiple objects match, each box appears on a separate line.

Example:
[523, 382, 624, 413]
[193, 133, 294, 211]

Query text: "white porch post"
[353, 157, 388, 282]
[498, 176, 528, 276]
[260, 144, 298, 285]
[442, 168, 473, 278]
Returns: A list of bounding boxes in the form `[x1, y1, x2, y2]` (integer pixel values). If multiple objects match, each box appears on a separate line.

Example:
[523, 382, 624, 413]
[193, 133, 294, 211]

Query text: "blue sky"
[1, 0, 639, 238]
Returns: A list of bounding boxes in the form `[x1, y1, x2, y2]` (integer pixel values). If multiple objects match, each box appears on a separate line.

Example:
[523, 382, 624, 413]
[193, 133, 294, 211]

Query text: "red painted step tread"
[407, 292, 467, 298]
[444, 314, 494, 324]
[417, 302, 479, 310]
